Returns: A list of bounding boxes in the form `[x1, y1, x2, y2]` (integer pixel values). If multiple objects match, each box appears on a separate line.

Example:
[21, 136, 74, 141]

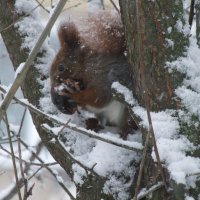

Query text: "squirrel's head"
[50, 23, 86, 83]
[50, 15, 126, 114]
[50, 23, 86, 114]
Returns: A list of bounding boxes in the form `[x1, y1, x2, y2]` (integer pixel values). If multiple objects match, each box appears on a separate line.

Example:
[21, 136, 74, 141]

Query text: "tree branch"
[0, 84, 143, 152]
[0, 0, 68, 121]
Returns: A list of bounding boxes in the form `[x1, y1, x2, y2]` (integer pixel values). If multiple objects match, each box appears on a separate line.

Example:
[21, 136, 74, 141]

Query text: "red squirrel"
[50, 14, 137, 137]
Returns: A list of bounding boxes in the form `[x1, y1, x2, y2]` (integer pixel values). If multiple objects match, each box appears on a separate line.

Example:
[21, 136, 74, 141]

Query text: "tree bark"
[119, 0, 187, 111]
[118, 0, 200, 199]
[196, 1, 200, 46]
[119, 0, 189, 199]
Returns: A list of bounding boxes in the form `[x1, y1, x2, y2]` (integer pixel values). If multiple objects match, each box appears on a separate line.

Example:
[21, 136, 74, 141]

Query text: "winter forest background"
[1, 0, 200, 200]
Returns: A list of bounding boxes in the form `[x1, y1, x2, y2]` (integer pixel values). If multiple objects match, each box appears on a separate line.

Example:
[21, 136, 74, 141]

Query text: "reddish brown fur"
[80, 13, 125, 54]
[50, 14, 127, 108]
[50, 13, 137, 136]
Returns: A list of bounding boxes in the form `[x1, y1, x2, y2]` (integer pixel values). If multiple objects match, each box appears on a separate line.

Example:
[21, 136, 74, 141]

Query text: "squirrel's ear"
[58, 22, 80, 50]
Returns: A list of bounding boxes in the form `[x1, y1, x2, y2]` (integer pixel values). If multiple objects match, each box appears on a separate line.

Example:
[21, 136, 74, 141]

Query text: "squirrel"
[50, 14, 137, 138]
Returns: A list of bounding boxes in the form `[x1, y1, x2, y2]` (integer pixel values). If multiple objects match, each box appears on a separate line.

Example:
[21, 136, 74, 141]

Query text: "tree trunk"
[119, 0, 190, 199]
[196, 1, 200, 46]
[119, 0, 187, 111]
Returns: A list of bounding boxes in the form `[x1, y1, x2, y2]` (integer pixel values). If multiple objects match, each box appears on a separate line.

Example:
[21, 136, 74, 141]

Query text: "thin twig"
[62, 3, 82, 11]
[42, 124, 104, 179]
[15, 106, 34, 200]
[148, 114, 168, 190]
[134, 1, 167, 198]
[34, 0, 50, 13]
[0, 3, 44, 33]
[27, 166, 43, 181]
[189, 0, 195, 27]
[1, 141, 44, 200]
[57, 119, 71, 137]
[50, 170, 76, 200]
[0, 145, 57, 167]
[0, 0, 68, 121]
[0, 127, 75, 200]
[109, 0, 120, 14]
[17, 108, 27, 199]
[26, 183, 35, 198]
[133, 130, 151, 200]
[23, 178, 28, 200]
[3, 113, 22, 200]
[0, 85, 143, 152]
[186, 171, 200, 177]
[19, 138, 76, 200]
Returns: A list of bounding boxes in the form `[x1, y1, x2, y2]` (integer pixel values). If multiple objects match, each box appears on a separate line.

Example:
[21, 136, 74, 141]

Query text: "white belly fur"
[86, 100, 125, 126]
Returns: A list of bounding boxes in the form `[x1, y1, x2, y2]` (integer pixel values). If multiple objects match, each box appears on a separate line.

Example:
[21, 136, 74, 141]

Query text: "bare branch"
[42, 124, 105, 179]
[0, 85, 143, 152]
[19, 138, 76, 200]
[1, 141, 44, 200]
[0, 145, 57, 167]
[63, 3, 82, 11]
[3, 111, 22, 200]
[34, 0, 50, 13]
[0, 0, 68, 121]
[189, 0, 195, 27]
[0, 3, 45, 33]
[17, 108, 27, 199]
[134, 1, 168, 197]
[23, 178, 28, 200]
[187, 171, 200, 177]
[27, 167, 43, 181]
[26, 183, 35, 198]
[133, 130, 151, 200]
[110, 0, 120, 14]
[137, 182, 164, 200]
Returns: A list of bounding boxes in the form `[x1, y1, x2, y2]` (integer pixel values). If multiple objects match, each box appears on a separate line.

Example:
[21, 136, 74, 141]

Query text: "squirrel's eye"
[58, 64, 65, 72]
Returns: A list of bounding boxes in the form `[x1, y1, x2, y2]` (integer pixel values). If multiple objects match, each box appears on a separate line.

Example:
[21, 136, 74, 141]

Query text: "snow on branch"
[42, 124, 104, 179]
[136, 182, 165, 200]
[0, 85, 143, 152]
[0, 0, 68, 121]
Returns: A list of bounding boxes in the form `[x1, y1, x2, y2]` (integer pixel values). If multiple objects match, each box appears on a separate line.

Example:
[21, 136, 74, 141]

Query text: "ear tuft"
[58, 22, 80, 50]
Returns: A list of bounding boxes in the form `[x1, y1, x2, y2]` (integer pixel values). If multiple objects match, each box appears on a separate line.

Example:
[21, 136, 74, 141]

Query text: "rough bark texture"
[119, 0, 187, 111]
[119, 0, 189, 199]
[196, 1, 200, 46]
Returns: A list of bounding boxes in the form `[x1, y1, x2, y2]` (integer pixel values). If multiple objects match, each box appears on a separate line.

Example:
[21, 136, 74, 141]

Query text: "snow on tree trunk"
[119, 0, 188, 111]
[119, 0, 200, 199]
[0, 1, 117, 200]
